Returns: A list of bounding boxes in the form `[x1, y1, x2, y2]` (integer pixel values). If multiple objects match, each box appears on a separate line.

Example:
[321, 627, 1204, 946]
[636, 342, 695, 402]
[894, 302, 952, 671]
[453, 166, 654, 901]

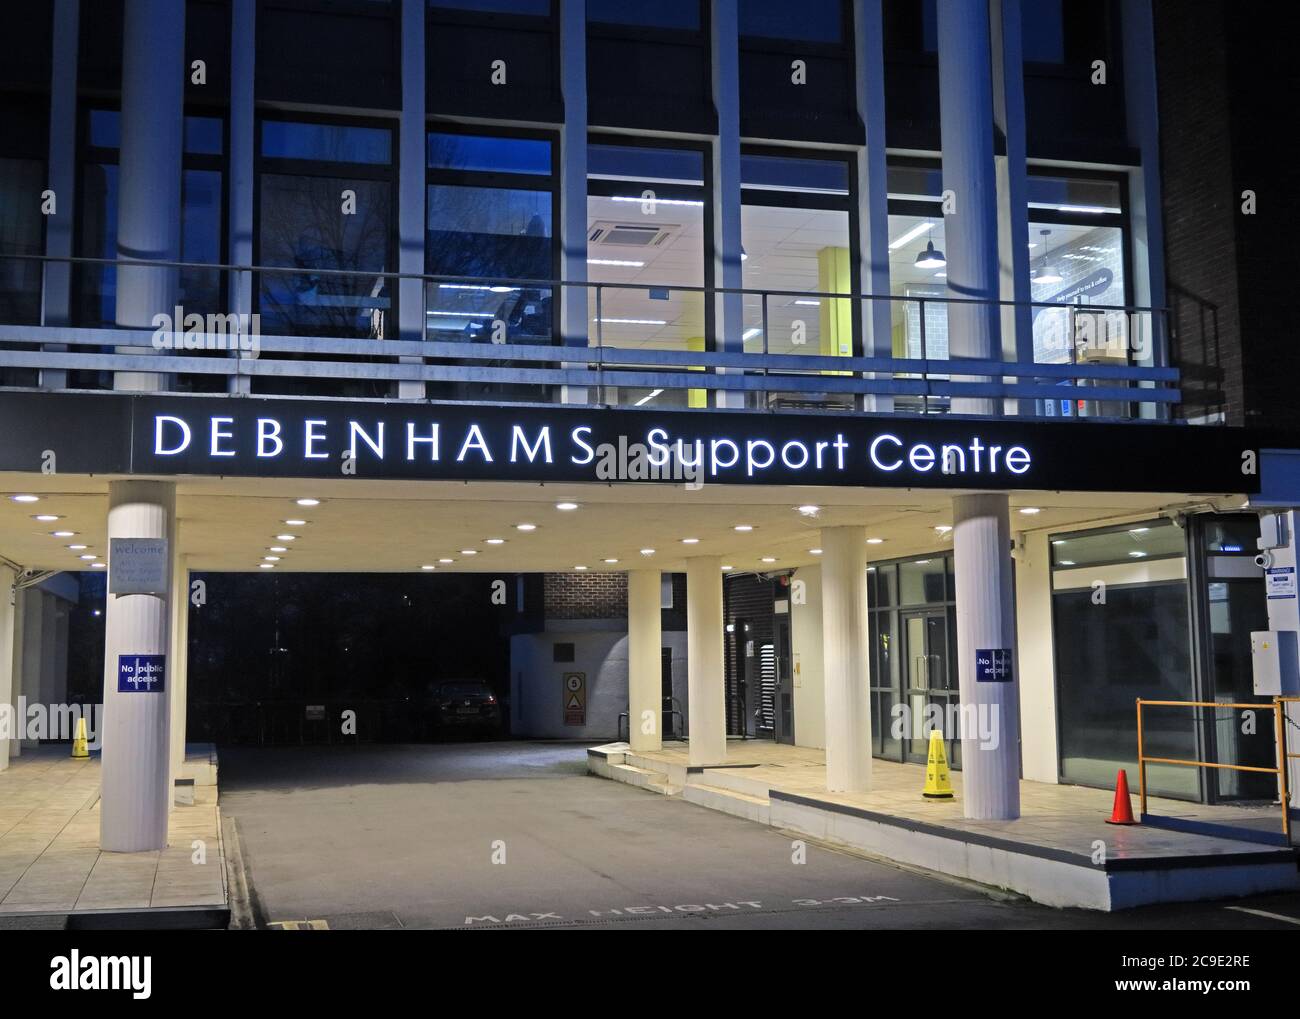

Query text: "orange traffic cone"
[1106, 769, 1137, 825]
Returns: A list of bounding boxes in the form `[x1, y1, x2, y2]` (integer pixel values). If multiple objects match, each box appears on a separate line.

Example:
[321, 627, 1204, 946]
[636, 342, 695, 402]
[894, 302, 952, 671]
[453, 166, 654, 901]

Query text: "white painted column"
[938, 0, 1002, 416]
[558, 0, 588, 404]
[167, 525, 190, 800]
[39, 0, 79, 390]
[820, 526, 871, 792]
[686, 556, 726, 766]
[1015, 528, 1058, 783]
[227, 0, 255, 394]
[952, 493, 1020, 819]
[397, 0, 427, 400]
[0, 565, 18, 771]
[710, 0, 745, 408]
[100, 481, 175, 852]
[114, 0, 186, 392]
[627, 570, 663, 752]
[6, 586, 24, 759]
[852, 0, 893, 412]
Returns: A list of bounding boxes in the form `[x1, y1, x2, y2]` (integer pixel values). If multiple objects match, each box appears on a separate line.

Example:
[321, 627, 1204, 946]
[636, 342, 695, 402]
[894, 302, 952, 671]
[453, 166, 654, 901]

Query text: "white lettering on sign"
[147, 413, 1035, 482]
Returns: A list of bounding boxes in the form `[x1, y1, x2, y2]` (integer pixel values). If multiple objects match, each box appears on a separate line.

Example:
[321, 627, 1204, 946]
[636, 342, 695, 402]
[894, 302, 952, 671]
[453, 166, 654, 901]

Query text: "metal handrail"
[1135, 697, 1291, 841]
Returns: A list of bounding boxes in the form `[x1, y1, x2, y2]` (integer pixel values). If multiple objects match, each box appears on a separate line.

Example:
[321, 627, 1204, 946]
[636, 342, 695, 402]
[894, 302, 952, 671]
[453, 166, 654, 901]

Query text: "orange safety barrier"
[1135, 697, 1293, 841]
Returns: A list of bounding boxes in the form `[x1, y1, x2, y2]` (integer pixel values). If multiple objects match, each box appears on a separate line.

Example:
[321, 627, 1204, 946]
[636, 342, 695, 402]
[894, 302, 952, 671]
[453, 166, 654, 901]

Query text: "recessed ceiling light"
[91, 562, 106, 569]
[264, 556, 280, 562]
[797, 505, 820, 516]
[439, 558, 454, 564]
[935, 525, 952, 533]
[1019, 507, 1041, 515]
[284, 519, 307, 526]
[761, 557, 777, 563]
[79, 554, 96, 561]
[639, 549, 655, 556]
[34, 514, 61, 522]
[681, 538, 699, 544]
[574, 565, 588, 571]
[259, 563, 275, 569]
[515, 523, 537, 531]
[460, 549, 478, 556]
[269, 546, 288, 553]
[556, 502, 580, 511]
[68, 544, 87, 551]
[295, 498, 320, 507]
[421, 565, 436, 571]
[734, 525, 754, 532]
[721, 565, 734, 571]
[485, 538, 505, 545]
[10, 494, 39, 503]
[603, 558, 619, 564]
[866, 538, 884, 545]
[52, 531, 75, 538]
[809, 548, 823, 555]
[275, 534, 297, 541]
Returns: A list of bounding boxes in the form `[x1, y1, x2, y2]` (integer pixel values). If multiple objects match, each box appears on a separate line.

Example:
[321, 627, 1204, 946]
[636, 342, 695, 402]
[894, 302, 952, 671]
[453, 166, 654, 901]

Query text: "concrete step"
[683, 782, 771, 824]
[687, 767, 771, 800]
[610, 763, 681, 795]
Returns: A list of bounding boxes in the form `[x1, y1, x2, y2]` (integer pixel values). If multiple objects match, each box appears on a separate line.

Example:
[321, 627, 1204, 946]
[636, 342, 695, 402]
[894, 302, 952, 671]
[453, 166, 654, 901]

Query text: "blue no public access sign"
[118, 654, 166, 693]
[975, 648, 1013, 683]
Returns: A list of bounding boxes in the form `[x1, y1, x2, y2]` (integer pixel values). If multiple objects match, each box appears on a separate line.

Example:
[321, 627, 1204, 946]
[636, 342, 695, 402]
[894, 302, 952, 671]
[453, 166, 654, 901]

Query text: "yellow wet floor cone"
[71, 717, 89, 759]
[921, 729, 953, 799]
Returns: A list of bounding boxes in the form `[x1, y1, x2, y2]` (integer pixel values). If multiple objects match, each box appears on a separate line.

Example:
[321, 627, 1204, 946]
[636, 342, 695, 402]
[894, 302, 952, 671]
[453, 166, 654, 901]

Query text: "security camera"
[1256, 551, 1274, 569]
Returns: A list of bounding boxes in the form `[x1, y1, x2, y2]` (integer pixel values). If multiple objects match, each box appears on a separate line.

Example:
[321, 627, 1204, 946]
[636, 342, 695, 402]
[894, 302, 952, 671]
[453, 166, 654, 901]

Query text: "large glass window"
[588, 0, 700, 30]
[424, 128, 556, 347]
[586, 140, 707, 407]
[1052, 519, 1197, 799]
[428, 0, 551, 14]
[742, 150, 856, 409]
[739, 0, 846, 43]
[0, 156, 44, 327]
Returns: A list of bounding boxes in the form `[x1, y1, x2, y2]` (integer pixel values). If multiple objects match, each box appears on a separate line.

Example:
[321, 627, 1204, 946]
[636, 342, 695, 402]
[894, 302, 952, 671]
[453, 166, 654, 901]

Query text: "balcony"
[0, 253, 1195, 422]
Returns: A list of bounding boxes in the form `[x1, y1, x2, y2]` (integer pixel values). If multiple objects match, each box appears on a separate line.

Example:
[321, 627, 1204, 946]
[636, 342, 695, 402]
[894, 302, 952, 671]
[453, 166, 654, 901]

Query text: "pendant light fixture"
[1032, 228, 1063, 285]
[914, 221, 946, 269]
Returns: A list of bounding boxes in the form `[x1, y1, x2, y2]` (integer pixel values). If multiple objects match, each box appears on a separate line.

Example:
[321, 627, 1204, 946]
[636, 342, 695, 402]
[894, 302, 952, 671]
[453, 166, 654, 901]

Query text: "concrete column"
[989, 0, 1033, 412]
[0, 565, 17, 770]
[952, 493, 1020, 819]
[167, 526, 190, 799]
[114, 0, 186, 392]
[938, 0, 1002, 416]
[100, 481, 175, 852]
[227, 0, 255, 394]
[558, 0, 588, 404]
[820, 526, 871, 792]
[852, 0, 893, 412]
[1015, 528, 1058, 783]
[1121, 0, 1169, 402]
[397, 0, 427, 400]
[6, 584, 24, 758]
[39, 0, 79, 390]
[20, 589, 44, 749]
[686, 556, 725, 766]
[710, 0, 744, 408]
[627, 570, 663, 752]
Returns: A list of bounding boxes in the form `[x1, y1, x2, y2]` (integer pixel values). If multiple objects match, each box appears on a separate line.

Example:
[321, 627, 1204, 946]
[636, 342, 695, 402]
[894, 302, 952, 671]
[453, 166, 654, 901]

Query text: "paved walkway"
[0, 748, 225, 914]
[630, 741, 1292, 862]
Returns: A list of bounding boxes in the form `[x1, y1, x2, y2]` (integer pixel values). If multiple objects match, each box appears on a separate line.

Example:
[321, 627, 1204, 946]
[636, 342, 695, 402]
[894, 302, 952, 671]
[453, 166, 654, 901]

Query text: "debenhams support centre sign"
[0, 393, 1262, 494]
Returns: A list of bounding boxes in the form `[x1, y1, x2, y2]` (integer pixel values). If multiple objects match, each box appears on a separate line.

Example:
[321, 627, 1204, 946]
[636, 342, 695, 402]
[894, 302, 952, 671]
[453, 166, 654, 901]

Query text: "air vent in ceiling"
[588, 221, 676, 247]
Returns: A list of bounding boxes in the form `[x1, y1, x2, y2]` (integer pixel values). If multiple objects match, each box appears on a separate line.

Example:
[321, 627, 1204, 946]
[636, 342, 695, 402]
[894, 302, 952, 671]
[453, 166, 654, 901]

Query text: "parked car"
[426, 679, 502, 739]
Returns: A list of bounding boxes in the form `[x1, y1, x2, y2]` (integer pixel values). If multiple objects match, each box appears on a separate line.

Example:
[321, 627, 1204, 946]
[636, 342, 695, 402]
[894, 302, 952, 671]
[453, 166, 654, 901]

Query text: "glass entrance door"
[901, 608, 957, 764]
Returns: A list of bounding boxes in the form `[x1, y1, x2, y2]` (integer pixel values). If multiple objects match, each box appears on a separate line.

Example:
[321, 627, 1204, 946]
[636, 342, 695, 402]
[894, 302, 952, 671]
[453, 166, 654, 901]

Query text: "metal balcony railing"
[0, 252, 1186, 420]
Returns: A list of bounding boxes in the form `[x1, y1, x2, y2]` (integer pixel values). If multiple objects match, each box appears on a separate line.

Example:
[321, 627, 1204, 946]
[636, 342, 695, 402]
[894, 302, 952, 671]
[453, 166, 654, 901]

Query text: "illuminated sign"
[0, 392, 1266, 495]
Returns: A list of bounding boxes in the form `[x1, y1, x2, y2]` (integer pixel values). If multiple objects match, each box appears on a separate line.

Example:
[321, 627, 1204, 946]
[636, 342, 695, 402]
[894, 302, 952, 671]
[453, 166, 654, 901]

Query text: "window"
[424, 128, 556, 349]
[588, 0, 700, 30]
[0, 156, 44, 327]
[586, 139, 708, 407]
[1027, 173, 1128, 368]
[429, 0, 551, 14]
[740, 0, 845, 44]
[741, 151, 857, 403]
[886, 161, 948, 379]
[1021, 0, 1113, 67]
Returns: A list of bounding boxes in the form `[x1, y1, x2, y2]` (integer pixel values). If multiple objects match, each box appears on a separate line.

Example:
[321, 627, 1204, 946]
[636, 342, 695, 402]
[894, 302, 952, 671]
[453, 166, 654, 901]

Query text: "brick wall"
[542, 572, 687, 630]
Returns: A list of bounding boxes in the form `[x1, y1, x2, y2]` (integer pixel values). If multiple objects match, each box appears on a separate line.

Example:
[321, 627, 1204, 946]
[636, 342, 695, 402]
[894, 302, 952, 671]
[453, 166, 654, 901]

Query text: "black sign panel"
[0, 391, 1266, 494]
